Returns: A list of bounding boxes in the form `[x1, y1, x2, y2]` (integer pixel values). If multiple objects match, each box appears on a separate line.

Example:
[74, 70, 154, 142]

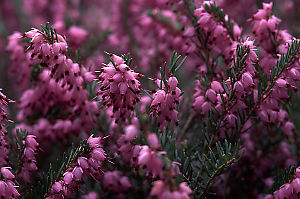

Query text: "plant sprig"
[203, 2, 235, 40]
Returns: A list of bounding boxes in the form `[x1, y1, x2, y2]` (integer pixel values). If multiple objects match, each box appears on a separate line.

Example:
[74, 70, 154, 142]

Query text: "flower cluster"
[138, 145, 165, 178]
[97, 54, 142, 123]
[16, 27, 97, 145]
[193, 39, 257, 126]
[194, 1, 241, 63]
[107, 0, 196, 73]
[17, 133, 39, 183]
[116, 124, 141, 164]
[150, 77, 181, 129]
[46, 136, 106, 198]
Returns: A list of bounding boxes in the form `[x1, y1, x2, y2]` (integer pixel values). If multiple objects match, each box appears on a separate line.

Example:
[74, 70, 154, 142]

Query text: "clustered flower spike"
[251, 2, 293, 73]
[46, 135, 106, 198]
[107, 0, 197, 74]
[16, 26, 97, 145]
[17, 133, 39, 183]
[249, 4, 300, 130]
[194, 1, 241, 63]
[97, 53, 142, 123]
[193, 39, 259, 130]
[150, 77, 181, 130]
[251, 3, 285, 53]
[116, 124, 141, 164]
[137, 133, 180, 179]
[138, 145, 165, 178]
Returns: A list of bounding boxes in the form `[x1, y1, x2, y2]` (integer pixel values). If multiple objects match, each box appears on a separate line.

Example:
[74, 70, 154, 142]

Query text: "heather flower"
[116, 125, 141, 164]
[138, 145, 165, 178]
[15, 27, 97, 145]
[17, 134, 39, 183]
[46, 135, 106, 198]
[97, 53, 142, 123]
[283, 121, 295, 136]
[150, 77, 181, 129]
[147, 133, 160, 149]
[67, 26, 88, 48]
[1, 167, 15, 179]
[273, 183, 293, 199]
[193, 1, 241, 63]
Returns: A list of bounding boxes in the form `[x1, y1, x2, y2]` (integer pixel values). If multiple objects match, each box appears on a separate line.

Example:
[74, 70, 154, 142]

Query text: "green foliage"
[15, 129, 29, 170]
[269, 39, 300, 90]
[143, 89, 154, 100]
[157, 127, 242, 199]
[169, 51, 187, 74]
[121, 53, 133, 67]
[40, 22, 58, 44]
[199, 140, 242, 198]
[159, 51, 187, 89]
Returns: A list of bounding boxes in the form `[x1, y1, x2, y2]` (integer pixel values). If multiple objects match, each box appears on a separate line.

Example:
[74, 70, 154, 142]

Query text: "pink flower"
[52, 182, 63, 193]
[97, 54, 142, 123]
[150, 77, 181, 129]
[63, 172, 73, 184]
[205, 89, 217, 103]
[1, 167, 15, 179]
[283, 121, 295, 136]
[241, 72, 254, 88]
[274, 183, 293, 199]
[292, 178, 300, 193]
[124, 125, 139, 140]
[147, 133, 160, 149]
[68, 26, 88, 47]
[138, 146, 164, 178]
[211, 81, 224, 93]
